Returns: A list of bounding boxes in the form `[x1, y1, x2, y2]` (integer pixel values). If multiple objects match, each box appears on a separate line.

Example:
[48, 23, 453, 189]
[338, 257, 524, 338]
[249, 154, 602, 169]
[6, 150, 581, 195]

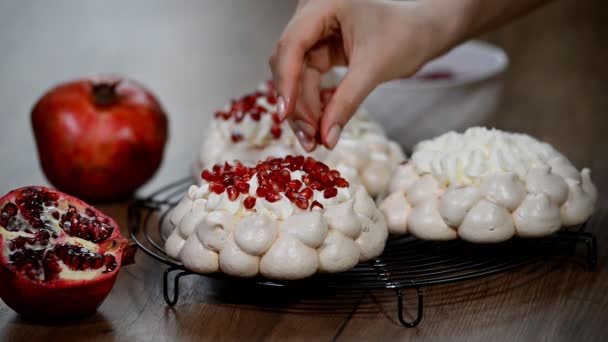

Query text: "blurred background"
[0, 0, 606, 201]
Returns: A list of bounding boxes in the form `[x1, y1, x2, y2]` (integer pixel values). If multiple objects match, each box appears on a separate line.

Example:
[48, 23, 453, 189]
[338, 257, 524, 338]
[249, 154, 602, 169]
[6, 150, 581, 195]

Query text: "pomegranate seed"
[257, 168, 269, 179]
[288, 157, 302, 171]
[201, 169, 214, 182]
[231, 133, 244, 143]
[271, 181, 286, 193]
[285, 189, 298, 201]
[234, 110, 245, 122]
[270, 125, 283, 139]
[335, 178, 349, 188]
[104, 255, 117, 272]
[92, 257, 105, 269]
[288, 180, 302, 191]
[267, 95, 277, 105]
[234, 166, 246, 177]
[210, 183, 225, 194]
[223, 173, 235, 186]
[330, 170, 341, 179]
[224, 162, 233, 171]
[214, 111, 224, 119]
[300, 188, 313, 200]
[276, 168, 289, 181]
[244, 196, 256, 209]
[302, 174, 312, 185]
[256, 186, 268, 197]
[311, 200, 324, 210]
[303, 157, 316, 173]
[318, 173, 330, 185]
[271, 112, 281, 124]
[212, 164, 223, 176]
[259, 160, 272, 169]
[269, 170, 281, 182]
[235, 182, 250, 194]
[314, 161, 330, 173]
[324, 187, 338, 199]
[295, 196, 309, 210]
[2, 203, 18, 217]
[250, 110, 261, 121]
[242, 95, 257, 109]
[310, 181, 325, 191]
[227, 187, 239, 201]
[265, 190, 282, 203]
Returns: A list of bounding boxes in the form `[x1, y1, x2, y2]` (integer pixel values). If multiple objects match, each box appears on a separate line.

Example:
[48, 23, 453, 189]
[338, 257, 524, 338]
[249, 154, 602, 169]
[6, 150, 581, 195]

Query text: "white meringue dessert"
[167, 156, 388, 279]
[194, 82, 405, 197]
[380, 127, 597, 242]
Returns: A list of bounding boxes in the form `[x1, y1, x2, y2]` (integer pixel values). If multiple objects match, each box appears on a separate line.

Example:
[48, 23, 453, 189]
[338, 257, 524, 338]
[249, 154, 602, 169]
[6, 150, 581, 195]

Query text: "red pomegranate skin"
[0, 186, 129, 320]
[0, 264, 120, 319]
[31, 77, 168, 202]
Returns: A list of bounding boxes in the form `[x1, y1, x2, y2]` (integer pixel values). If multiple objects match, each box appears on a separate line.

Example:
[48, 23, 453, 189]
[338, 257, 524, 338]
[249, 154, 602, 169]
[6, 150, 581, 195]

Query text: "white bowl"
[332, 40, 508, 149]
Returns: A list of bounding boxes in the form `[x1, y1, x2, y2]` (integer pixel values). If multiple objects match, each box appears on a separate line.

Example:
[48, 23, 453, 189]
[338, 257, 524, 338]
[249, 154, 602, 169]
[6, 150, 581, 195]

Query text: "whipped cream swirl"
[412, 127, 564, 185]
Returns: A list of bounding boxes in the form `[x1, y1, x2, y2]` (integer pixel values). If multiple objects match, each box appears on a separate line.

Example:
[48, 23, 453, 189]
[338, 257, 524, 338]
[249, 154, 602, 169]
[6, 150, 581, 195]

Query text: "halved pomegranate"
[0, 186, 132, 320]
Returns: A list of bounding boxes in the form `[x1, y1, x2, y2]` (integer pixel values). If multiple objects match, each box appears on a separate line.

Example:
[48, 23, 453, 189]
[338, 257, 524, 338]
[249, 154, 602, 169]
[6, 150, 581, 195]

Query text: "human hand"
[269, 0, 468, 151]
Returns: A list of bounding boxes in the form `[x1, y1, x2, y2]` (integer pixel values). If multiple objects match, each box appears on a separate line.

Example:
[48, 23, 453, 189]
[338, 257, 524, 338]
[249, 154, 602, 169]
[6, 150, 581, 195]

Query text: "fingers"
[320, 63, 379, 149]
[306, 37, 348, 72]
[290, 67, 322, 152]
[269, 1, 333, 121]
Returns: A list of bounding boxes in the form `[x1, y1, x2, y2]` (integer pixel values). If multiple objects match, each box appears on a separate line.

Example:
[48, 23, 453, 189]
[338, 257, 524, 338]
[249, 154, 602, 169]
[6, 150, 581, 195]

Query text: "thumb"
[319, 65, 379, 149]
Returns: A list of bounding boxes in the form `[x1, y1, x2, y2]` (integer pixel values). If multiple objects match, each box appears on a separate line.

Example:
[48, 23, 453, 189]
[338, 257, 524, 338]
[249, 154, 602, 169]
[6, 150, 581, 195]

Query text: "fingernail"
[295, 130, 316, 152]
[326, 125, 342, 149]
[293, 120, 315, 137]
[277, 96, 286, 120]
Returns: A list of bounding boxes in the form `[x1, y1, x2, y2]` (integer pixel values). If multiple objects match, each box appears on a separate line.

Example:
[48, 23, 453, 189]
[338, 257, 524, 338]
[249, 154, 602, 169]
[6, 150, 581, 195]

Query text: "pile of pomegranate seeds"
[200, 156, 350, 211]
[214, 83, 337, 143]
[214, 91, 283, 140]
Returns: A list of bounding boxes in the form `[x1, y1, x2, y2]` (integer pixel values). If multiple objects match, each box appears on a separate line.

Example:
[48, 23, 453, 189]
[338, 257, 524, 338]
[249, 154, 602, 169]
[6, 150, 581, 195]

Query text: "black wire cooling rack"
[128, 178, 598, 327]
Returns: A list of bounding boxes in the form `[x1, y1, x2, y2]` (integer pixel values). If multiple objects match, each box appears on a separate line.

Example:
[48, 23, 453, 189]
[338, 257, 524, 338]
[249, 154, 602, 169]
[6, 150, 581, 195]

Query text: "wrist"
[414, 0, 479, 60]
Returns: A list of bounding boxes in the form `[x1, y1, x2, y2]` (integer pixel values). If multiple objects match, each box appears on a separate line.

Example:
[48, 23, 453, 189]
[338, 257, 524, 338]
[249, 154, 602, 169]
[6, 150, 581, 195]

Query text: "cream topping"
[412, 127, 566, 185]
[190, 171, 354, 221]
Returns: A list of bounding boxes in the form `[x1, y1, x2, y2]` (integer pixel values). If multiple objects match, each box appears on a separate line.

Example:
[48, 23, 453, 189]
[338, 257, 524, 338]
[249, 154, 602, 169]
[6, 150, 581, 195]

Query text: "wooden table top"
[1, 1, 607, 341]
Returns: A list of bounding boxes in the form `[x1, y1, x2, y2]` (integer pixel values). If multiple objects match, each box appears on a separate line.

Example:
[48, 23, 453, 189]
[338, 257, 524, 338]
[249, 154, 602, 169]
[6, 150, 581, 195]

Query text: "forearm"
[421, 0, 553, 58]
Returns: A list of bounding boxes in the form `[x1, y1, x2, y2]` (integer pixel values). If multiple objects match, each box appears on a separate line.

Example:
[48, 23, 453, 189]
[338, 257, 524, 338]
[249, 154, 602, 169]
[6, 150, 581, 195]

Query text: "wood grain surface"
[1, 0, 607, 341]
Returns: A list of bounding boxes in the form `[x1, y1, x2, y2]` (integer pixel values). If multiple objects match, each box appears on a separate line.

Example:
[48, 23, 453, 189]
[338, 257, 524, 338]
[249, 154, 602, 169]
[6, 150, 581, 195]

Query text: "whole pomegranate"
[32, 76, 168, 202]
[0, 186, 133, 320]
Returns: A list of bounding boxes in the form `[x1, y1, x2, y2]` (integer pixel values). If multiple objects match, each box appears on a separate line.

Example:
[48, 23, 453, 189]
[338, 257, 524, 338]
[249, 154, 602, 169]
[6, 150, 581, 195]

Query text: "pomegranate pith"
[0, 186, 130, 321]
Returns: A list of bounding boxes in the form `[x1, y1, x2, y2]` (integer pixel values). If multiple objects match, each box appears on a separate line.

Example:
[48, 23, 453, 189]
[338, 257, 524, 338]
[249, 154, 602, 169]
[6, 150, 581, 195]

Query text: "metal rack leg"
[578, 232, 598, 270]
[163, 266, 192, 306]
[395, 287, 424, 328]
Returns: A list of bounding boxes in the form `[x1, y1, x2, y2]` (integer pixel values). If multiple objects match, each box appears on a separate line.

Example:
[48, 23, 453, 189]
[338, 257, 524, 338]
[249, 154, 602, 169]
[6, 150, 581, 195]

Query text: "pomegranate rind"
[31, 78, 168, 202]
[0, 265, 119, 320]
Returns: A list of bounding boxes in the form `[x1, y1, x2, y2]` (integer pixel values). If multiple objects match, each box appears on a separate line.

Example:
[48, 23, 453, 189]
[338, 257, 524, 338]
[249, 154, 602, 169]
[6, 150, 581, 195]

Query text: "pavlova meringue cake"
[380, 127, 597, 242]
[167, 156, 388, 279]
[194, 82, 404, 197]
